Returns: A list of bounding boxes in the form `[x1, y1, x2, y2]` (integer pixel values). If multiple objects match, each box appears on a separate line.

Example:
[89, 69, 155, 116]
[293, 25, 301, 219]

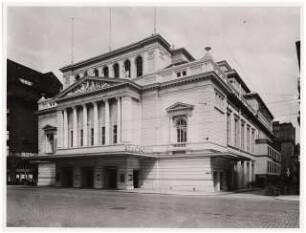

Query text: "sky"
[6, 6, 301, 141]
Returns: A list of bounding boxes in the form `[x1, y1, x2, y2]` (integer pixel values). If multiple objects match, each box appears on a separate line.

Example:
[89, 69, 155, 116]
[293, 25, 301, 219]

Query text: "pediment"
[42, 124, 57, 132]
[56, 77, 124, 99]
[166, 102, 194, 112]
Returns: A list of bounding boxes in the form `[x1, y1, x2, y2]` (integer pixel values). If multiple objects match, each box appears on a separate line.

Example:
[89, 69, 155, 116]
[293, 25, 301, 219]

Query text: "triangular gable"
[56, 76, 126, 99]
[42, 124, 57, 131]
[166, 102, 194, 112]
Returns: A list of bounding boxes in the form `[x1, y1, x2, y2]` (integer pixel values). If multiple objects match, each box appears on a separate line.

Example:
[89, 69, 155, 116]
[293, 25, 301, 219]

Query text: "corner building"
[36, 35, 279, 192]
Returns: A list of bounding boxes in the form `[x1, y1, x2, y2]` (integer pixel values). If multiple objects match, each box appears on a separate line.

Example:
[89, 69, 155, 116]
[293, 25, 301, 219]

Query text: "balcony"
[44, 143, 155, 158]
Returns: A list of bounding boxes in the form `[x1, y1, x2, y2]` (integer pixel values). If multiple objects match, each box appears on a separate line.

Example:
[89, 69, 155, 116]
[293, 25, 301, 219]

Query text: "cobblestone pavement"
[6, 186, 299, 228]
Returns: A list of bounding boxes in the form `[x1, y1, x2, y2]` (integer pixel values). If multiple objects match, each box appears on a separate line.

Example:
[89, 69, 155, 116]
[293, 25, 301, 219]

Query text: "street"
[7, 186, 299, 228]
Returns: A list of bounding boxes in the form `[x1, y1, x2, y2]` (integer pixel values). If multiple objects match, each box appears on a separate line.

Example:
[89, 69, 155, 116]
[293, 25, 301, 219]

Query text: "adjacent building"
[272, 121, 299, 193]
[7, 59, 62, 184]
[34, 34, 279, 192]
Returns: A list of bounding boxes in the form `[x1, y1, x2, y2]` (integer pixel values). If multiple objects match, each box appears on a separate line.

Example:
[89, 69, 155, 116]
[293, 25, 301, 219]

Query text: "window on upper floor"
[136, 56, 143, 77]
[251, 129, 255, 153]
[91, 128, 94, 145]
[176, 118, 187, 144]
[247, 126, 250, 152]
[227, 112, 231, 145]
[46, 133, 55, 154]
[113, 124, 118, 144]
[80, 129, 83, 146]
[94, 69, 99, 77]
[19, 78, 33, 86]
[234, 117, 239, 148]
[75, 75, 80, 81]
[70, 130, 73, 147]
[241, 122, 245, 149]
[215, 90, 225, 110]
[113, 63, 119, 78]
[101, 126, 106, 145]
[176, 70, 187, 78]
[103, 66, 109, 78]
[124, 60, 131, 78]
[84, 71, 88, 77]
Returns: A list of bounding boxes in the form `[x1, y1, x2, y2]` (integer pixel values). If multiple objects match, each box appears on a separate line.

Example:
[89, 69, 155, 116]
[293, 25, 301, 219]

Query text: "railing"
[135, 59, 227, 86]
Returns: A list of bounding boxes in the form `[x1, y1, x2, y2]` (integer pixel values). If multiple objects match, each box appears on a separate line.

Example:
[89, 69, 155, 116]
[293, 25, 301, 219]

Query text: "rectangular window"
[46, 134, 55, 153]
[251, 129, 255, 153]
[70, 131, 73, 147]
[241, 123, 245, 149]
[176, 72, 181, 77]
[80, 129, 83, 146]
[113, 125, 118, 144]
[182, 70, 187, 76]
[247, 126, 250, 152]
[234, 117, 239, 147]
[91, 128, 94, 145]
[101, 126, 105, 145]
[227, 112, 231, 145]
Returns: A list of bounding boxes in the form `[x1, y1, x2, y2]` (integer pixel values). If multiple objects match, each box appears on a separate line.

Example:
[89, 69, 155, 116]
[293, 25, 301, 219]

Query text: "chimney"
[203, 46, 214, 61]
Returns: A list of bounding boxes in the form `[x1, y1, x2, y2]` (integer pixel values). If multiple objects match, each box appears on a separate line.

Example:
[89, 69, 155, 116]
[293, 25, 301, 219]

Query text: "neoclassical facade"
[35, 34, 280, 192]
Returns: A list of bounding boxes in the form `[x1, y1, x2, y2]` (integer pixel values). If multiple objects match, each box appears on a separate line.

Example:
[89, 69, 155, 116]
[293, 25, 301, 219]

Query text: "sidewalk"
[275, 195, 300, 202]
[117, 187, 261, 196]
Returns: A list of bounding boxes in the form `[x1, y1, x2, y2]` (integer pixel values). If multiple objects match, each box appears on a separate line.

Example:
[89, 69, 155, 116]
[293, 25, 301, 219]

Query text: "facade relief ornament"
[66, 80, 112, 97]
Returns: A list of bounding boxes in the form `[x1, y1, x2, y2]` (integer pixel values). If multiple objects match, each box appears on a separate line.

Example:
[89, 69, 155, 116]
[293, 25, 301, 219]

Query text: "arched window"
[94, 69, 99, 77]
[75, 75, 80, 81]
[113, 63, 119, 78]
[103, 66, 109, 78]
[136, 56, 143, 77]
[124, 60, 131, 78]
[176, 118, 187, 143]
[84, 71, 88, 76]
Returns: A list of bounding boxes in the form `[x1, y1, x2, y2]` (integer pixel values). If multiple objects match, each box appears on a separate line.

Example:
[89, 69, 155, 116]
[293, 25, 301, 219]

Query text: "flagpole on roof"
[109, 8, 112, 52]
[71, 17, 74, 64]
[154, 7, 157, 35]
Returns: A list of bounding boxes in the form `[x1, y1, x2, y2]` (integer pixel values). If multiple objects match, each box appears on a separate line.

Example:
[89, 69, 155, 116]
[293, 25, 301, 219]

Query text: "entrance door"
[61, 167, 73, 187]
[109, 169, 117, 188]
[81, 167, 94, 188]
[133, 170, 139, 188]
[105, 167, 117, 189]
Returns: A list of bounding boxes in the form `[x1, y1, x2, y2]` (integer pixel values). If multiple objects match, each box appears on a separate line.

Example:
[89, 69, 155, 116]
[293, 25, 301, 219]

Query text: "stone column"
[73, 106, 78, 147]
[215, 172, 221, 192]
[63, 108, 68, 148]
[252, 162, 255, 183]
[93, 102, 99, 145]
[109, 64, 114, 78]
[249, 161, 253, 183]
[83, 104, 88, 146]
[243, 161, 248, 188]
[105, 99, 110, 144]
[119, 60, 124, 78]
[117, 97, 121, 143]
[143, 51, 148, 75]
[57, 110, 63, 148]
[231, 164, 236, 190]
[121, 96, 132, 144]
[37, 163, 56, 186]
[237, 160, 241, 189]
[73, 166, 81, 188]
[130, 57, 136, 79]
[94, 166, 104, 189]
